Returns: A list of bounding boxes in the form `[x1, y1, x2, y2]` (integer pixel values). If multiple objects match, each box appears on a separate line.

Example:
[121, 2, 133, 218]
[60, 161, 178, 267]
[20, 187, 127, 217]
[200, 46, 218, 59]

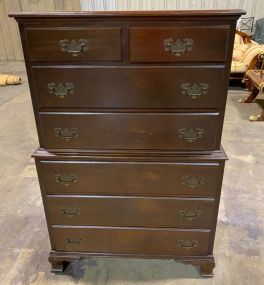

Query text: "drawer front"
[39, 112, 221, 150]
[130, 26, 230, 62]
[25, 27, 122, 62]
[53, 226, 210, 256]
[36, 160, 223, 197]
[33, 66, 226, 109]
[47, 196, 215, 228]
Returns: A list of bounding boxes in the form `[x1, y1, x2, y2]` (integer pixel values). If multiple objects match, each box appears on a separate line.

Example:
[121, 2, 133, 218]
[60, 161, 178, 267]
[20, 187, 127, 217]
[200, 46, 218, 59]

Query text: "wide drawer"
[52, 226, 211, 256]
[46, 196, 215, 228]
[35, 159, 224, 197]
[25, 27, 122, 62]
[32, 66, 226, 109]
[38, 112, 221, 151]
[129, 26, 230, 62]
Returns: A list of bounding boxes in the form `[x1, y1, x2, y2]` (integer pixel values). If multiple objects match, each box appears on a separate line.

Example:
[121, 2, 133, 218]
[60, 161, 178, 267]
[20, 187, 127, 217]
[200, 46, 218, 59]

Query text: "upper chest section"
[14, 11, 242, 64]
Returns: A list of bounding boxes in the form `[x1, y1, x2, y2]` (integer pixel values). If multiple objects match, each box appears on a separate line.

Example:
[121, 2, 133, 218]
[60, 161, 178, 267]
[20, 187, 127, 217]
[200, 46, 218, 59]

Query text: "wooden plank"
[63, 0, 81, 11]
[0, 28, 7, 62]
[0, 0, 15, 61]
[3, 0, 23, 61]
[20, 0, 55, 12]
[54, 0, 64, 11]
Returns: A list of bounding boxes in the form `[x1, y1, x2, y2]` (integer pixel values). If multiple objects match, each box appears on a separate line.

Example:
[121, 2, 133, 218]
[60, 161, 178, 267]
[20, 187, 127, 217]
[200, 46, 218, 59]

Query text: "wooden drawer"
[46, 196, 215, 228]
[32, 66, 226, 109]
[129, 26, 230, 62]
[53, 226, 210, 256]
[25, 27, 122, 62]
[38, 112, 221, 151]
[36, 159, 224, 197]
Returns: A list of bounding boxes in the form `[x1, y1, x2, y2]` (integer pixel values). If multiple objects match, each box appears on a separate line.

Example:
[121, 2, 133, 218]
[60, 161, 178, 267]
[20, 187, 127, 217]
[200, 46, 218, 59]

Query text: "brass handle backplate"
[47, 82, 74, 98]
[55, 128, 79, 140]
[181, 83, 209, 99]
[65, 238, 83, 244]
[178, 128, 204, 142]
[179, 210, 201, 221]
[181, 176, 205, 189]
[55, 174, 77, 186]
[178, 240, 198, 249]
[164, 38, 193, 56]
[60, 208, 80, 217]
[60, 39, 88, 57]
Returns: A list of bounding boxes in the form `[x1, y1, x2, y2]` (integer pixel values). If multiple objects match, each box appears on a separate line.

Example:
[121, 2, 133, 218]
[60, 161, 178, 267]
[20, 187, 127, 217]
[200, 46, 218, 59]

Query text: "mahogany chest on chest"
[11, 9, 244, 277]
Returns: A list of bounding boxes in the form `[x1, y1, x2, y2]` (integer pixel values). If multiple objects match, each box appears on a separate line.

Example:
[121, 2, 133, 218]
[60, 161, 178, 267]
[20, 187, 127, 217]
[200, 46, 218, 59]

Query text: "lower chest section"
[35, 152, 226, 257]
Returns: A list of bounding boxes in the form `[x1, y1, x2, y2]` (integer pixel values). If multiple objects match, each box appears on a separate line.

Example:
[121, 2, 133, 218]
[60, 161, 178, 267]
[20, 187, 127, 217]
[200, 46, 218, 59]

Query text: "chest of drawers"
[11, 9, 244, 277]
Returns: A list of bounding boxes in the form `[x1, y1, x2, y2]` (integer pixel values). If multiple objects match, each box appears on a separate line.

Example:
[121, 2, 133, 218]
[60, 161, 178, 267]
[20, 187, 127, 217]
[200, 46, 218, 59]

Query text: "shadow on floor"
[58, 257, 204, 282]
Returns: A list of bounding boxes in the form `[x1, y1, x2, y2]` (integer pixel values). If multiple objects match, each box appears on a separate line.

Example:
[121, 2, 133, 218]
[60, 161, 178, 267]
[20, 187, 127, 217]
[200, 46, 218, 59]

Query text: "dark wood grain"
[52, 226, 211, 256]
[38, 112, 221, 150]
[130, 26, 230, 62]
[9, 10, 245, 19]
[25, 27, 122, 62]
[36, 159, 223, 197]
[46, 196, 215, 228]
[32, 66, 226, 109]
[10, 10, 244, 277]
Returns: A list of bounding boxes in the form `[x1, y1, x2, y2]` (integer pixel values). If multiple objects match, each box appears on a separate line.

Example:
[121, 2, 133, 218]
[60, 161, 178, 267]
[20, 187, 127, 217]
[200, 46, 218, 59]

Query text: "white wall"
[81, 0, 264, 20]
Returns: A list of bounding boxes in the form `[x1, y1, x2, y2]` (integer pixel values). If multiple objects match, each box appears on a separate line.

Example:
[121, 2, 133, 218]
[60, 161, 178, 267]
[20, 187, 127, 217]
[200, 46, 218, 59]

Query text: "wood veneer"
[11, 9, 244, 277]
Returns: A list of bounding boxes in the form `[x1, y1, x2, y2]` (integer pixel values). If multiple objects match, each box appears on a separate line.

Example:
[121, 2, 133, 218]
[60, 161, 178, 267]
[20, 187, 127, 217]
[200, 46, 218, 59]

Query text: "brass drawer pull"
[47, 82, 74, 98]
[181, 176, 205, 189]
[181, 83, 209, 99]
[178, 240, 198, 249]
[60, 208, 80, 217]
[55, 128, 79, 140]
[178, 128, 204, 142]
[164, 38, 193, 56]
[55, 174, 77, 186]
[179, 210, 201, 221]
[60, 39, 88, 57]
[65, 238, 83, 244]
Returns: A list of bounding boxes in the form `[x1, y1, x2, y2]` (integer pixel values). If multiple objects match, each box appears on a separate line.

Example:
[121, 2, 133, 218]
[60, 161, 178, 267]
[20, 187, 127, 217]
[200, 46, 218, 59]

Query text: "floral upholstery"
[231, 32, 264, 74]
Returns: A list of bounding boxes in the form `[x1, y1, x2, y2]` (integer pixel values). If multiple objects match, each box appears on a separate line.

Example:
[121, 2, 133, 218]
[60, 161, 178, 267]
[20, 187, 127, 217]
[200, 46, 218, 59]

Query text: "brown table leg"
[239, 85, 259, 103]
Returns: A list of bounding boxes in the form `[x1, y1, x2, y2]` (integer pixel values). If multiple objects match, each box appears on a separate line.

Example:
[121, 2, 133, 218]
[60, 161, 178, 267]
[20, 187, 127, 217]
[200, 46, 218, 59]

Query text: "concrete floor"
[0, 62, 263, 285]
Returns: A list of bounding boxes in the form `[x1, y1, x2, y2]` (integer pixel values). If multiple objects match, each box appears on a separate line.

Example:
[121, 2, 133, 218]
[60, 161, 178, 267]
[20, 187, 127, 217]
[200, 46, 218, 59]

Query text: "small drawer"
[38, 112, 221, 151]
[32, 66, 226, 109]
[129, 26, 230, 62]
[25, 27, 122, 62]
[52, 226, 211, 256]
[35, 159, 224, 197]
[46, 196, 215, 228]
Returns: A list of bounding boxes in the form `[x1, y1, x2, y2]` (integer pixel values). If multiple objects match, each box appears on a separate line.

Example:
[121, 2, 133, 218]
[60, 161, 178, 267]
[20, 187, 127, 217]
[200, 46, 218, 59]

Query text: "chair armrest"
[235, 30, 252, 44]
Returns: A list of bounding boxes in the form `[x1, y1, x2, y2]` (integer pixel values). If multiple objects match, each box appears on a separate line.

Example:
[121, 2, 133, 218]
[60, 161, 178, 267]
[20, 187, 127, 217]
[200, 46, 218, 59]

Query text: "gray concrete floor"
[0, 62, 263, 285]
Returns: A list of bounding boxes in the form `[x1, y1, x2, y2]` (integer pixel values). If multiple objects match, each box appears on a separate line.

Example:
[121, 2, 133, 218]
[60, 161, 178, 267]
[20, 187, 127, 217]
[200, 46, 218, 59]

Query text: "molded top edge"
[9, 9, 245, 19]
